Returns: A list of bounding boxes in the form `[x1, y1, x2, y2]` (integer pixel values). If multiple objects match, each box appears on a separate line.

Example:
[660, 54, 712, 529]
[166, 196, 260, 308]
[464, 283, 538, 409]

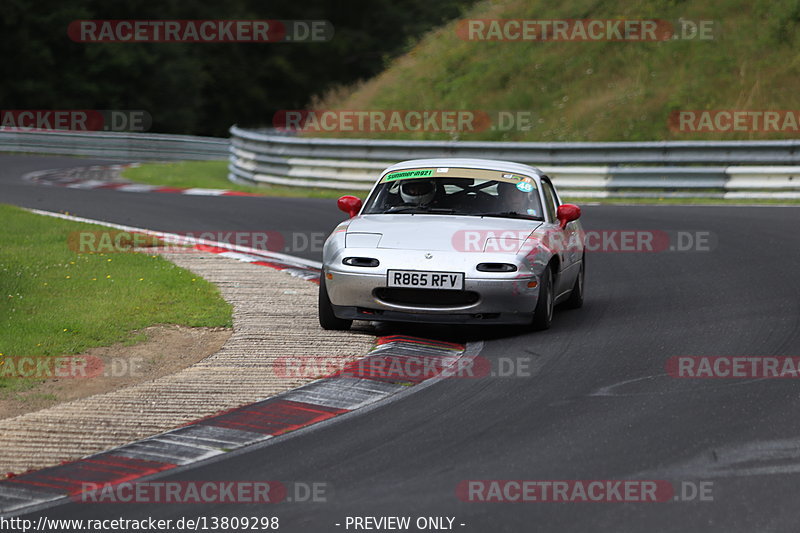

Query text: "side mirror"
[337, 196, 363, 219]
[556, 204, 581, 229]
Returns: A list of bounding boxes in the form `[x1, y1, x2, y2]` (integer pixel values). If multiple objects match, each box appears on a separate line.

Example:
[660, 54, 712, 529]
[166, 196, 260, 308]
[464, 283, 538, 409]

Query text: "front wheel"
[318, 275, 352, 331]
[531, 266, 554, 331]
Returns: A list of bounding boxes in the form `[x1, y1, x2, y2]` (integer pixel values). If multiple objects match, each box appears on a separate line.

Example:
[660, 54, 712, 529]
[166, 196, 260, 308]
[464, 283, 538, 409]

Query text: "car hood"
[346, 214, 542, 252]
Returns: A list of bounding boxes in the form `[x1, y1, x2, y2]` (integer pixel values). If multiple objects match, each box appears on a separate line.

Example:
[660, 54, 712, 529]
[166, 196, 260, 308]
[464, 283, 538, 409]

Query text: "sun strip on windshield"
[384, 169, 436, 181]
[380, 167, 537, 187]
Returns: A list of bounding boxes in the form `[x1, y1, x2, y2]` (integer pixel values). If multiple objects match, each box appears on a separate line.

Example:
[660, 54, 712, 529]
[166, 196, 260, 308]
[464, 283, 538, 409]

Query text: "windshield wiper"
[475, 211, 542, 220]
[385, 205, 456, 214]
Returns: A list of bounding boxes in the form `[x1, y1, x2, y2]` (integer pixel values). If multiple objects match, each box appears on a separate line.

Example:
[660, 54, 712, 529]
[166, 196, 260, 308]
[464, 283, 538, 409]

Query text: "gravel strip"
[0, 252, 375, 474]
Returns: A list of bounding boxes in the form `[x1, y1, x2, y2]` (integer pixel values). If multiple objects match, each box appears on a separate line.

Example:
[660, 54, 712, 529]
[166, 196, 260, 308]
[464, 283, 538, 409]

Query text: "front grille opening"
[374, 288, 479, 307]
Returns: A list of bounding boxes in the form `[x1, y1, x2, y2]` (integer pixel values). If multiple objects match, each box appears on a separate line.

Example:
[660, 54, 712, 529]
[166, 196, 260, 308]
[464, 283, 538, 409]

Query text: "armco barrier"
[1, 128, 798, 198]
[228, 126, 800, 199]
[0, 129, 227, 161]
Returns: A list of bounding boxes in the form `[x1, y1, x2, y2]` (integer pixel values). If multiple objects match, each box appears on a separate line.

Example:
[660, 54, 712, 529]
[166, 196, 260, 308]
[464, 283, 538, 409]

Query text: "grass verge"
[0, 204, 232, 391]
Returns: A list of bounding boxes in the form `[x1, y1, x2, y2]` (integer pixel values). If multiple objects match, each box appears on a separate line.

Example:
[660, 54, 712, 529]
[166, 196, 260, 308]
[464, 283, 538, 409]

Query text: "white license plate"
[387, 270, 464, 290]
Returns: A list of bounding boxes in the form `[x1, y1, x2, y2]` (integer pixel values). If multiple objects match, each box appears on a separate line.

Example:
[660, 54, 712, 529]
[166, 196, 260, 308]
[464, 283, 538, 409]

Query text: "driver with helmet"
[399, 179, 437, 205]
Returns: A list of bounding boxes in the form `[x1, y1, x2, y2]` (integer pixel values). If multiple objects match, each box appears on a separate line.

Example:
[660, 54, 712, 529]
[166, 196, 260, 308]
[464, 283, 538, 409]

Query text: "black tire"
[318, 275, 352, 331]
[531, 266, 554, 331]
[563, 254, 585, 309]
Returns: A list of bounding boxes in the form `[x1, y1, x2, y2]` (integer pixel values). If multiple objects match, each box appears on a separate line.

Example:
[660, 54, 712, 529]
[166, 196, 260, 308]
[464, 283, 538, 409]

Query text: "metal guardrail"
[0, 129, 228, 161]
[228, 126, 800, 199]
[2, 128, 798, 199]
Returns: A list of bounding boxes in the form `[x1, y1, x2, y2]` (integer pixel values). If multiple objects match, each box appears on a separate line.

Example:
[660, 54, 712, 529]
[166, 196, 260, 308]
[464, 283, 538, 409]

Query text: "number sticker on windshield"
[516, 180, 534, 192]
[384, 169, 435, 181]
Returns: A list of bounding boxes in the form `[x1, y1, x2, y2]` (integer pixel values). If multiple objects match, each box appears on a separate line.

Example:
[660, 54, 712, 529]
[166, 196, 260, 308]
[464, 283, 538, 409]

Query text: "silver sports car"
[319, 158, 585, 330]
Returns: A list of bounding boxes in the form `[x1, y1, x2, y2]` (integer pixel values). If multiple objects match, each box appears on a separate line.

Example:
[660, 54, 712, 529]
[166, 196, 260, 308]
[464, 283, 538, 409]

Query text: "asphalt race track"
[3, 154, 800, 532]
[0, 155, 340, 263]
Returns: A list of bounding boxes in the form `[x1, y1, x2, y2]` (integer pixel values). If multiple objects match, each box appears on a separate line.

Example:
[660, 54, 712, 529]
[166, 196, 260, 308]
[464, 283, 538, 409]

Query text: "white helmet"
[400, 179, 436, 205]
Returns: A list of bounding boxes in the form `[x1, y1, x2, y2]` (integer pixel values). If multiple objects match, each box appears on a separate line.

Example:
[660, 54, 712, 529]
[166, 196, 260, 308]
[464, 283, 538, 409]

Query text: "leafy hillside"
[313, 0, 800, 141]
[1, 0, 474, 136]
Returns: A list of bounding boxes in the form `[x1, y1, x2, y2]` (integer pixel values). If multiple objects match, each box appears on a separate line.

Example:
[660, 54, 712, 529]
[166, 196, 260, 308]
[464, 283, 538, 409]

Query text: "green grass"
[313, 0, 800, 142]
[123, 161, 370, 200]
[0, 204, 232, 390]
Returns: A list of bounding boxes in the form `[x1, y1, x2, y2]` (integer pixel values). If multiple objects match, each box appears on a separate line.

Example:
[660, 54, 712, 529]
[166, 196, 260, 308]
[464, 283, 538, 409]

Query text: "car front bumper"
[325, 268, 541, 325]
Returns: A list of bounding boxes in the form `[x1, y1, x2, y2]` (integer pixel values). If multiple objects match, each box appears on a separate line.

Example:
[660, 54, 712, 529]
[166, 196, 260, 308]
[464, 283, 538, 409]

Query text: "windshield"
[362, 168, 544, 220]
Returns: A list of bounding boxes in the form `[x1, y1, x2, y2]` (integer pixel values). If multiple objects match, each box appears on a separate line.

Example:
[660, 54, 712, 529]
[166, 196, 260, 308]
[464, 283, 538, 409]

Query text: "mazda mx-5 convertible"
[318, 158, 585, 331]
